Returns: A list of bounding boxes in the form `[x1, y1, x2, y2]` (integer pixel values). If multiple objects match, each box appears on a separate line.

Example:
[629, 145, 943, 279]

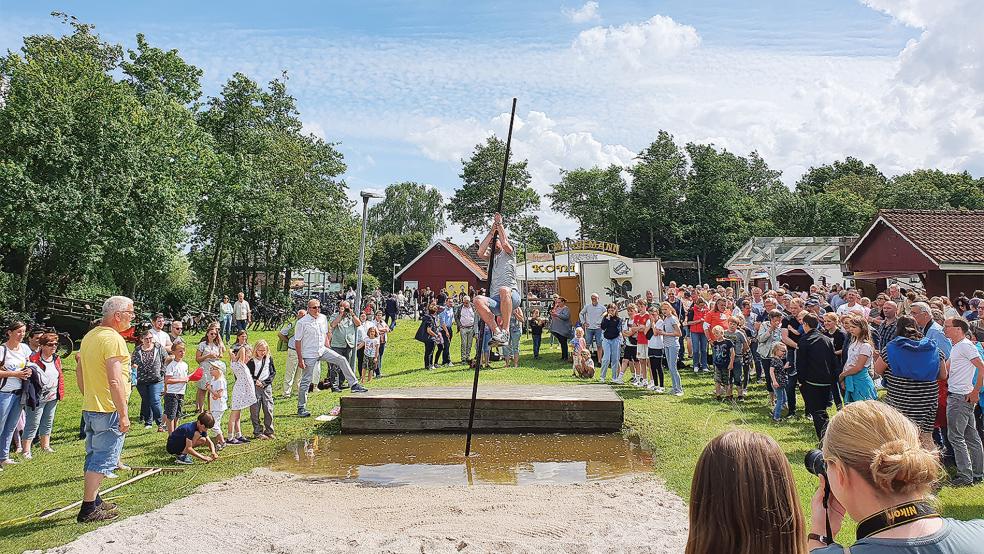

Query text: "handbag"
[414, 318, 430, 343]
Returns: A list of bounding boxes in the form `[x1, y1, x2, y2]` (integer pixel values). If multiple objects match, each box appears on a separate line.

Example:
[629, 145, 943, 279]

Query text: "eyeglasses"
[308, 306, 320, 310]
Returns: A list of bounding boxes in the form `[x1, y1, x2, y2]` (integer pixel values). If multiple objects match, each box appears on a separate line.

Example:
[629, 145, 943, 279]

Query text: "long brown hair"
[686, 429, 807, 554]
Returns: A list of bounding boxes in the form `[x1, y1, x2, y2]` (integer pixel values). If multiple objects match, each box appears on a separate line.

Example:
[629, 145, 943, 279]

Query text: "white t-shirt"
[364, 337, 380, 358]
[219, 301, 234, 316]
[836, 303, 866, 317]
[164, 360, 189, 395]
[845, 341, 874, 372]
[253, 356, 271, 382]
[36, 357, 60, 401]
[294, 313, 329, 358]
[948, 338, 982, 395]
[150, 328, 171, 350]
[0, 342, 32, 392]
[233, 300, 250, 320]
[647, 319, 665, 349]
[209, 375, 228, 412]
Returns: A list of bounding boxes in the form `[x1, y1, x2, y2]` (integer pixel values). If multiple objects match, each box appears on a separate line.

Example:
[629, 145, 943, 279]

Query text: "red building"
[395, 240, 488, 295]
[845, 209, 984, 299]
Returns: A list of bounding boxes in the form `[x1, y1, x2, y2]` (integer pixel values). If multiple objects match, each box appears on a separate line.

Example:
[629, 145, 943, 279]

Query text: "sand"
[41, 469, 690, 553]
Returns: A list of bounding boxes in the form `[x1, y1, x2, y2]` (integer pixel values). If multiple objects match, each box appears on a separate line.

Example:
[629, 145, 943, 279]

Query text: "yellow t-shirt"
[79, 326, 132, 413]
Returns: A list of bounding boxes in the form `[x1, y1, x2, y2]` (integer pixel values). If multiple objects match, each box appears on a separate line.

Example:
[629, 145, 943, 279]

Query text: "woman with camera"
[808, 401, 984, 552]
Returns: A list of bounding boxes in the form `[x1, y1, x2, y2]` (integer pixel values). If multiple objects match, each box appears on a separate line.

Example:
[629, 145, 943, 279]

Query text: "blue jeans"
[600, 337, 622, 380]
[83, 410, 125, 476]
[532, 334, 542, 357]
[23, 398, 59, 441]
[773, 386, 788, 420]
[136, 381, 164, 426]
[0, 391, 24, 461]
[585, 328, 603, 352]
[220, 315, 233, 342]
[664, 344, 682, 393]
[690, 332, 708, 370]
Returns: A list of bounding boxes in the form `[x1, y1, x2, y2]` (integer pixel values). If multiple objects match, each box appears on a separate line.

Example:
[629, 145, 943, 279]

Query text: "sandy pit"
[42, 468, 689, 553]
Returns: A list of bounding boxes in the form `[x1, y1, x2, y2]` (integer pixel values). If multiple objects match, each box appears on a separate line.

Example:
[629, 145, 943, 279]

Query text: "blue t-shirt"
[171, 422, 201, 442]
[813, 518, 984, 553]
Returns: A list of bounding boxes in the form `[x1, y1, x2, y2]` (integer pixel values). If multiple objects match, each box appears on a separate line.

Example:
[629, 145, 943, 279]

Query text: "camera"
[805, 449, 826, 476]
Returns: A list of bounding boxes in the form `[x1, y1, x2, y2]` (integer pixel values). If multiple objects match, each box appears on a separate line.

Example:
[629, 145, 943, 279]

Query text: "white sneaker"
[674, 391, 684, 397]
[22, 452, 32, 460]
[638, 380, 648, 388]
[646, 383, 656, 391]
[490, 331, 508, 345]
[656, 387, 664, 393]
[613, 377, 624, 384]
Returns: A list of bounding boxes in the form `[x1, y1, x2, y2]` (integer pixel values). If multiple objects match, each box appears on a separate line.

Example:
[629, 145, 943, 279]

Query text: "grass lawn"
[1, 321, 982, 551]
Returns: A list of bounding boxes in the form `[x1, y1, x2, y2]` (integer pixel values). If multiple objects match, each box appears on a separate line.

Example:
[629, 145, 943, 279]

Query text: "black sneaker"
[351, 384, 368, 393]
[78, 507, 119, 523]
[298, 411, 311, 418]
[175, 455, 193, 465]
[96, 500, 118, 512]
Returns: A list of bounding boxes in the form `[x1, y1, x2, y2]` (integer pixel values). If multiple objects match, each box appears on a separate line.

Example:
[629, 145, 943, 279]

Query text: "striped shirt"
[881, 345, 942, 433]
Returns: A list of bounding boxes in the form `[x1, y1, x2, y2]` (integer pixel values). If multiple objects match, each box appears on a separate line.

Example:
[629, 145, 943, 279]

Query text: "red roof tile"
[878, 209, 984, 264]
[442, 240, 488, 280]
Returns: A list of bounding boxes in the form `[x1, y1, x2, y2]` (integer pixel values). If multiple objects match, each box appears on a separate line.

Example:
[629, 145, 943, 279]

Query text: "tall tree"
[548, 165, 628, 240]
[367, 181, 446, 239]
[795, 157, 886, 196]
[627, 131, 687, 256]
[367, 232, 430, 292]
[447, 136, 539, 233]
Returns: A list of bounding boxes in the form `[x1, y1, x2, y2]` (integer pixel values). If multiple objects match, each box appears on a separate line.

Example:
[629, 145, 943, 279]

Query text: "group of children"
[162, 329, 276, 464]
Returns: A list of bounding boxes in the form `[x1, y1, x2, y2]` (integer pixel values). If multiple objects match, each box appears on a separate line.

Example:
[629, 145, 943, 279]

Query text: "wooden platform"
[339, 385, 623, 433]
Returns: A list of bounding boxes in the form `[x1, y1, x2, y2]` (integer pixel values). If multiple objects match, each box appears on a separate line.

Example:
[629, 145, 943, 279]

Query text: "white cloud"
[301, 120, 326, 139]
[564, 1, 601, 24]
[573, 15, 701, 68]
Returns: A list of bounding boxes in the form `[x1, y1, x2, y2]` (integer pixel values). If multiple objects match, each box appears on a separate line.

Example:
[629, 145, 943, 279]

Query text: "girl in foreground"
[687, 429, 807, 553]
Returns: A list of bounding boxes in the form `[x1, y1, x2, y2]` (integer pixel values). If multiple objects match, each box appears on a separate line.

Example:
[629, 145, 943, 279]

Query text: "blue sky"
[2, 1, 980, 242]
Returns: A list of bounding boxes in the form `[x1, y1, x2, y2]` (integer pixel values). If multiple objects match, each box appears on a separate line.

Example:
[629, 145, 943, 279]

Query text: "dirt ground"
[40, 468, 690, 553]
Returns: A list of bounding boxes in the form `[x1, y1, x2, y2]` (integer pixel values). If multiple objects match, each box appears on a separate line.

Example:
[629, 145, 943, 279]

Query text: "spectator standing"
[194, 324, 225, 413]
[218, 295, 234, 343]
[686, 298, 709, 372]
[599, 304, 622, 382]
[329, 301, 361, 389]
[550, 297, 573, 362]
[580, 293, 607, 363]
[757, 310, 784, 407]
[912, 302, 951, 358]
[233, 292, 251, 333]
[437, 298, 454, 367]
[247, 340, 275, 440]
[943, 317, 984, 486]
[149, 313, 171, 351]
[659, 302, 683, 396]
[75, 296, 134, 522]
[796, 313, 838, 440]
[167, 320, 184, 355]
[455, 296, 477, 364]
[295, 299, 365, 417]
[416, 304, 440, 370]
[838, 315, 877, 404]
[528, 308, 546, 359]
[278, 309, 306, 398]
[131, 330, 166, 431]
[384, 294, 399, 329]
[22, 333, 64, 459]
[0, 321, 32, 466]
[873, 300, 899, 350]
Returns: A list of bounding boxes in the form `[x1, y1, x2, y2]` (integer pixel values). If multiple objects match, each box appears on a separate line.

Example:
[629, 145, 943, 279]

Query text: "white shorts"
[210, 410, 224, 434]
[636, 343, 648, 359]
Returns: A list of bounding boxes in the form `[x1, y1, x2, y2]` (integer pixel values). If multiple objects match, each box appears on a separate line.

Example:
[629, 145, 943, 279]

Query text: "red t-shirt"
[705, 310, 729, 332]
[689, 306, 709, 334]
[633, 313, 650, 344]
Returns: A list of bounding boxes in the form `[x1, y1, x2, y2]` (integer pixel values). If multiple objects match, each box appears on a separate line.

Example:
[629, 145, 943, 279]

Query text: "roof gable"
[395, 240, 488, 281]
[847, 209, 984, 265]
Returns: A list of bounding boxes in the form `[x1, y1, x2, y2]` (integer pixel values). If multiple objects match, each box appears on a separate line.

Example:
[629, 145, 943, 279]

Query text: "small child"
[227, 344, 257, 445]
[166, 412, 217, 465]
[362, 327, 380, 384]
[710, 325, 735, 401]
[723, 316, 749, 400]
[572, 327, 586, 361]
[770, 343, 790, 422]
[206, 365, 227, 450]
[163, 343, 190, 433]
[575, 349, 595, 379]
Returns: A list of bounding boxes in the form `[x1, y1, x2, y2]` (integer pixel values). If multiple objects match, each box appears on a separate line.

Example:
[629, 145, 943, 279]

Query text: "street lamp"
[392, 263, 401, 293]
[356, 189, 384, 315]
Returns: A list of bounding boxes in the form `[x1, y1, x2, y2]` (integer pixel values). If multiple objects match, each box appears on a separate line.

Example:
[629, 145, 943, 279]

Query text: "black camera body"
[805, 449, 826, 476]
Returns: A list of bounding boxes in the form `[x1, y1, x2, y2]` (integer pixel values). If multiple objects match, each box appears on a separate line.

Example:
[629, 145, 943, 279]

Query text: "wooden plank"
[341, 398, 621, 412]
[341, 407, 622, 422]
[341, 418, 622, 432]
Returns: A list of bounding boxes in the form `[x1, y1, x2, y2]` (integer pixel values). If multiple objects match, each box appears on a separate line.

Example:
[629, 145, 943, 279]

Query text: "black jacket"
[795, 329, 838, 386]
[246, 356, 276, 387]
[385, 298, 398, 316]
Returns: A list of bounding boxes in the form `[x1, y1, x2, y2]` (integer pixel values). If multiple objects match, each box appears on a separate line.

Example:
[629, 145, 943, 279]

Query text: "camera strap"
[856, 500, 939, 541]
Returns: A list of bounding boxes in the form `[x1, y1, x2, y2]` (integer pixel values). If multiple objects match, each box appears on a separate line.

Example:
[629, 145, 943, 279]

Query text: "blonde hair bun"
[870, 439, 940, 495]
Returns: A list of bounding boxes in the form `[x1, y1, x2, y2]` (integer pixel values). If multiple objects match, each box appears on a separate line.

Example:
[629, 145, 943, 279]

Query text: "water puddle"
[270, 433, 652, 485]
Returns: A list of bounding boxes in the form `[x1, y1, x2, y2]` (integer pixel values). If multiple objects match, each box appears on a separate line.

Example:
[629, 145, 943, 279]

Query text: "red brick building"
[395, 240, 488, 295]
[845, 209, 984, 299]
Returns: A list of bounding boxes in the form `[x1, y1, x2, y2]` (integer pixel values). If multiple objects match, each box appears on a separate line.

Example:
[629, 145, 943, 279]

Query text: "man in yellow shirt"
[76, 296, 133, 523]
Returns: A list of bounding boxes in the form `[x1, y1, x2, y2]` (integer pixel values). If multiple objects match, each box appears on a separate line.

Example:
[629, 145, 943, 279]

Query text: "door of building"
[557, 276, 582, 326]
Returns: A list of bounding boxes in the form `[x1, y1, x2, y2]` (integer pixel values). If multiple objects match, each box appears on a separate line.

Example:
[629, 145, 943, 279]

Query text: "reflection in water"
[271, 433, 652, 485]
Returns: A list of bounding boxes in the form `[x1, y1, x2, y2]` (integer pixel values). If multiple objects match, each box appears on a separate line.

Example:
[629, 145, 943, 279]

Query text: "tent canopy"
[725, 236, 856, 289]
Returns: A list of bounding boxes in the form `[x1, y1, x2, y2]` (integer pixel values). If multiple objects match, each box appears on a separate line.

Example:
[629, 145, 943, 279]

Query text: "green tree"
[627, 131, 687, 256]
[795, 157, 886, 196]
[548, 165, 628, 241]
[368, 182, 446, 239]
[447, 137, 539, 233]
[367, 232, 430, 292]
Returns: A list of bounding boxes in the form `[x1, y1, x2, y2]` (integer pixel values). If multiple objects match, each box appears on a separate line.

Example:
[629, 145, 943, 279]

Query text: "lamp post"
[356, 189, 384, 315]
[392, 263, 401, 293]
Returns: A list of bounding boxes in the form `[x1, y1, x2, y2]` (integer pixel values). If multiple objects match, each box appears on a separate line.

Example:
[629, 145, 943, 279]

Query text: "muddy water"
[270, 433, 653, 485]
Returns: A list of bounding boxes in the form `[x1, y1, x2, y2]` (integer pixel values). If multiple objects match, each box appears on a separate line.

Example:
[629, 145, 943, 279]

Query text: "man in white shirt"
[294, 299, 366, 417]
[943, 317, 984, 485]
[456, 296, 477, 364]
[835, 289, 866, 317]
[579, 293, 607, 363]
[149, 313, 171, 351]
[279, 309, 305, 398]
[233, 292, 251, 332]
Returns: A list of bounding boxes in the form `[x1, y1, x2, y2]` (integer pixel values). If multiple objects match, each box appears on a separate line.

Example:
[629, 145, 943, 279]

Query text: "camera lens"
[804, 449, 826, 476]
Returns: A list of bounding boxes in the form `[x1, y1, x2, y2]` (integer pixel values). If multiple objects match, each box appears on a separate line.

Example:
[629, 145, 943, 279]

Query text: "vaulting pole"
[465, 97, 517, 457]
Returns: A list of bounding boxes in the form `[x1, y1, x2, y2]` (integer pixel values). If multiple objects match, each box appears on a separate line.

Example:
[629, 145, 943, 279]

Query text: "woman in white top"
[218, 295, 234, 343]
[372, 311, 390, 376]
[22, 332, 64, 459]
[0, 321, 32, 466]
[659, 302, 684, 396]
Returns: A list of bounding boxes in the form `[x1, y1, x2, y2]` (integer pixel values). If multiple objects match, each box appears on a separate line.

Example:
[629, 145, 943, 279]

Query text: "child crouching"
[166, 412, 218, 465]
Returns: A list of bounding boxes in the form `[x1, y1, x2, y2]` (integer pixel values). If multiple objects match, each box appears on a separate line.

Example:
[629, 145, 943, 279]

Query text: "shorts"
[163, 393, 184, 420]
[210, 410, 224, 434]
[486, 288, 522, 317]
[82, 411, 125, 476]
[714, 365, 731, 385]
[636, 343, 648, 359]
[585, 328, 603, 349]
[166, 434, 187, 456]
[622, 345, 638, 362]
